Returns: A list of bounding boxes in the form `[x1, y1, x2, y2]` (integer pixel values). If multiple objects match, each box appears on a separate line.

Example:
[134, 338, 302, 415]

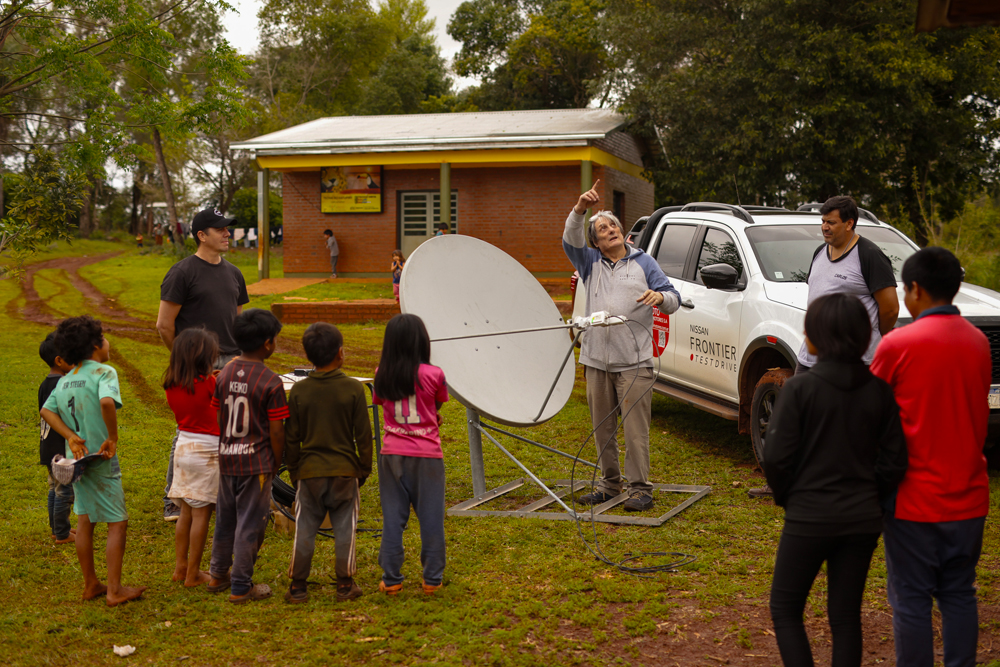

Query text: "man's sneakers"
[421, 580, 442, 596]
[577, 490, 616, 505]
[623, 492, 654, 512]
[747, 484, 774, 498]
[164, 502, 181, 522]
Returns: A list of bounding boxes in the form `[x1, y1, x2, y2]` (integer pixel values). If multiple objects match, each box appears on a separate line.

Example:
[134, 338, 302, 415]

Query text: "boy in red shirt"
[871, 247, 990, 667]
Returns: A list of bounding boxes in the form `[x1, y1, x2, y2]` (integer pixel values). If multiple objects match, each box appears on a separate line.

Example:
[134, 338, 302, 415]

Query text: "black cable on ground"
[271, 466, 382, 539]
[565, 318, 698, 577]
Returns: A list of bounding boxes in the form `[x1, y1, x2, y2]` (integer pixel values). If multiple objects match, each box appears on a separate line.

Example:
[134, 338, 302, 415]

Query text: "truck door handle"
[681, 299, 695, 309]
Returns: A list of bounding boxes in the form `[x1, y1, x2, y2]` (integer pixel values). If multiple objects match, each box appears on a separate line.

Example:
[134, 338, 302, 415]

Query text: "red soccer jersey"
[165, 375, 220, 435]
[211, 359, 290, 476]
[871, 313, 991, 523]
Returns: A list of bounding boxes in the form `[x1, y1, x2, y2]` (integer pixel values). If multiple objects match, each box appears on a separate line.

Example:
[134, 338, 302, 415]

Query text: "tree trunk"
[152, 127, 180, 229]
[130, 178, 142, 235]
[78, 182, 98, 238]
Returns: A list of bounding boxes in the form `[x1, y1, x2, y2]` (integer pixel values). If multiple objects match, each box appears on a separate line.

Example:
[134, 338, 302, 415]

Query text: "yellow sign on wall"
[320, 166, 382, 213]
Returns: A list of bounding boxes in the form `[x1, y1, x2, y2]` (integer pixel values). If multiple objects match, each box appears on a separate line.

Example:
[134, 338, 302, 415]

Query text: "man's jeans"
[884, 512, 985, 667]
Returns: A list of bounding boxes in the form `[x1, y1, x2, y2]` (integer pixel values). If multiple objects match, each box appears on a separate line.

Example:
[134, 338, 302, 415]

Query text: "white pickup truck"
[575, 203, 1000, 465]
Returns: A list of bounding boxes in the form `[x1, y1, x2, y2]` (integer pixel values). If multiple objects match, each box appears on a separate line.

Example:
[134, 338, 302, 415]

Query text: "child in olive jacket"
[284, 322, 373, 604]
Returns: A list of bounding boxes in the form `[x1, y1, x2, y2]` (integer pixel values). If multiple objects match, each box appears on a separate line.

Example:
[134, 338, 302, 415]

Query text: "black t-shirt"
[160, 255, 250, 355]
[38, 373, 65, 466]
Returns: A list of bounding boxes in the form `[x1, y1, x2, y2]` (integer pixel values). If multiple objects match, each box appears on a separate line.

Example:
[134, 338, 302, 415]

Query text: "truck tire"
[750, 368, 793, 470]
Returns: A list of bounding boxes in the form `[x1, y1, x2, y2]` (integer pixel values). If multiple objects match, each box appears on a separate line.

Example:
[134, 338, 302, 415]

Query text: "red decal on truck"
[652, 307, 670, 357]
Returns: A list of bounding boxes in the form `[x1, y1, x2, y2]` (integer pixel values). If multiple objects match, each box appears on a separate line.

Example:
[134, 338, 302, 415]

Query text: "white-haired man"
[562, 180, 680, 511]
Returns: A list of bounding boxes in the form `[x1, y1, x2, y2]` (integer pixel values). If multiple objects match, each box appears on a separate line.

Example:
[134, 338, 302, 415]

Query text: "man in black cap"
[156, 208, 250, 520]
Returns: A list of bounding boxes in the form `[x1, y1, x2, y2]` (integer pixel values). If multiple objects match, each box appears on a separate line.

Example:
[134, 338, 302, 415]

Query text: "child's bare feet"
[53, 534, 76, 544]
[171, 569, 186, 582]
[82, 582, 108, 601]
[184, 571, 211, 588]
[106, 586, 147, 607]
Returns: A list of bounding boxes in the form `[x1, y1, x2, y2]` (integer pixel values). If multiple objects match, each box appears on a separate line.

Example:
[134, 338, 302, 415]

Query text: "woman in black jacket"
[764, 293, 908, 667]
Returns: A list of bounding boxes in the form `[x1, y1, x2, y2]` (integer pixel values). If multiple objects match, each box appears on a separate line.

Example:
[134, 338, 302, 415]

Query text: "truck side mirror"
[700, 263, 739, 290]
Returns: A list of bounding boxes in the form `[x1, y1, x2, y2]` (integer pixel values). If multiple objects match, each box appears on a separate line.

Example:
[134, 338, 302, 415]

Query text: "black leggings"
[770, 529, 880, 667]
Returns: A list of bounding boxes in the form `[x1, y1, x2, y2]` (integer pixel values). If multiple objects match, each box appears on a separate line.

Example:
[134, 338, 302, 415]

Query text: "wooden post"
[440, 162, 451, 233]
[257, 168, 270, 280]
[580, 160, 593, 220]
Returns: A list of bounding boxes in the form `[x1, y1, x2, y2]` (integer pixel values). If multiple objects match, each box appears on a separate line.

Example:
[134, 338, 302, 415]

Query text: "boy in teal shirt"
[41, 315, 146, 607]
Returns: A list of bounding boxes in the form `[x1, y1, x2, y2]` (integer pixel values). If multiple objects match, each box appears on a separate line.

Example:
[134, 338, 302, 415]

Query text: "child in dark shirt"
[391, 250, 404, 303]
[284, 323, 373, 604]
[764, 294, 908, 666]
[38, 332, 75, 544]
[207, 309, 289, 604]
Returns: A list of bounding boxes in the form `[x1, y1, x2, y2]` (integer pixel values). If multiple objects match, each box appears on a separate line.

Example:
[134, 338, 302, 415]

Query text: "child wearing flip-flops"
[206, 309, 289, 604]
[372, 314, 449, 596]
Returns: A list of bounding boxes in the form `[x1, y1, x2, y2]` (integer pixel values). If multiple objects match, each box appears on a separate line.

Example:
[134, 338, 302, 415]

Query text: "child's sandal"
[378, 581, 403, 596]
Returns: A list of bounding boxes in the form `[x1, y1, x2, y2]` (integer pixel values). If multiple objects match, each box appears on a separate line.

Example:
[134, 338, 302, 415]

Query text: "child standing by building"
[208, 308, 289, 604]
[372, 314, 449, 595]
[40, 316, 147, 606]
[391, 250, 405, 303]
[164, 328, 221, 587]
[38, 332, 75, 544]
[284, 323, 373, 603]
[764, 294, 908, 666]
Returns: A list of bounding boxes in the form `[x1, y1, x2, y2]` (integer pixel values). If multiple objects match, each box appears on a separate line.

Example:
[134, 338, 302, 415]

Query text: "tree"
[0, 148, 86, 278]
[0, 0, 248, 249]
[249, 0, 451, 129]
[448, 0, 607, 110]
[0, 1, 247, 170]
[606, 0, 1000, 245]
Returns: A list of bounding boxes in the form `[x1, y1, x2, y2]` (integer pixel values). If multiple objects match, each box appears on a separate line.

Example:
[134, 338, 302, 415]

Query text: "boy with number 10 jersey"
[207, 308, 288, 604]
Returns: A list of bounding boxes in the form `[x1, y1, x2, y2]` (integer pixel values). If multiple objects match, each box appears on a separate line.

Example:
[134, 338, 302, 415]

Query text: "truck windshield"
[744, 225, 917, 282]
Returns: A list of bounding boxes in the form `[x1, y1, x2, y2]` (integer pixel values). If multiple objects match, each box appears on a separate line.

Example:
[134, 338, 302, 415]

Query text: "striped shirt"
[211, 359, 290, 476]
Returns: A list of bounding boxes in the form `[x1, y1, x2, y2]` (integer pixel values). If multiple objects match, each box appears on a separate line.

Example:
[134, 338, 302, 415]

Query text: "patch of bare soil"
[246, 277, 325, 296]
[530, 597, 1000, 666]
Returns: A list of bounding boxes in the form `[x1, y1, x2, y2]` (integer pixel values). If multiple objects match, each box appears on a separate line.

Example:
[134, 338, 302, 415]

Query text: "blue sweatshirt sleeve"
[562, 209, 600, 281]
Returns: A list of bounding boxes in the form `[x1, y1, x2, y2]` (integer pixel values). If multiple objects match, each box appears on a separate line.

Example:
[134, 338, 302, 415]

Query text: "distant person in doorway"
[324, 229, 339, 278]
[750, 195, 899, 499]
[562, 180, 680, 512]
[435, 222, 449, 236]
[764, 293, 907, 667]
[871, 247, 991, 667]
[155, 208, 249, 522]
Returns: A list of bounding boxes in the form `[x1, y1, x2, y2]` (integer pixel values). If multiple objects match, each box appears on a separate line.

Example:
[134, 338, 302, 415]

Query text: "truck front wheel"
[749, 368, 793, 470]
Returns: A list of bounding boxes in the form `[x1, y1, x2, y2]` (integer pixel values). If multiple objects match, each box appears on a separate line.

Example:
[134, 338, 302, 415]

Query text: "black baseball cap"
[191, 208, 236, 235]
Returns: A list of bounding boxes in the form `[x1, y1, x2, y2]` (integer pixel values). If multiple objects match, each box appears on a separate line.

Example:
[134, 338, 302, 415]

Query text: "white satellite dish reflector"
[400, 235, 576, 427]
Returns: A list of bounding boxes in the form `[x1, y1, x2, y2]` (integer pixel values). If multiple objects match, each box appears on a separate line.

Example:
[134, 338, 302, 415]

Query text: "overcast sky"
[222, 0, 476, 87]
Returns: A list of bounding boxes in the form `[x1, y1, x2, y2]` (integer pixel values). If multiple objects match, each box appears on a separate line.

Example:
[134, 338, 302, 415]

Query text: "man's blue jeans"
[883, 512, 985, 667]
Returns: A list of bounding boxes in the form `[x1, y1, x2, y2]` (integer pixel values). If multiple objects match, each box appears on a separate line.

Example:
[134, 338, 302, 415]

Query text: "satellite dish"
[400, 235, 575, 427]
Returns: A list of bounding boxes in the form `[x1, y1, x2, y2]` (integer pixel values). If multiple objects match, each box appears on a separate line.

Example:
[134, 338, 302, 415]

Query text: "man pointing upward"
[562, 180, 680, 511]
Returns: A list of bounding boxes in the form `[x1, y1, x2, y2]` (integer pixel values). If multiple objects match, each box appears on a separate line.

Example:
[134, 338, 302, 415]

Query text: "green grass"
[2, 240, 1000, 665]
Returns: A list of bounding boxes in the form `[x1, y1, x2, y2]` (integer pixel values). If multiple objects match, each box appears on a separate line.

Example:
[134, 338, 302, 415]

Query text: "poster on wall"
[320, 166, 382, 213]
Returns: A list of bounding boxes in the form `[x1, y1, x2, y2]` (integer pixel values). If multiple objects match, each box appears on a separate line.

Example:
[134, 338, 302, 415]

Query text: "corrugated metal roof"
[232, 109, 625, 155]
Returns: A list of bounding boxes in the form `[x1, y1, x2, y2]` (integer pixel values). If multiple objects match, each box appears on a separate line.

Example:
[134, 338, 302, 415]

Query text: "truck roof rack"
[796, 203, 882, 225]
[680, 202, 755, 224]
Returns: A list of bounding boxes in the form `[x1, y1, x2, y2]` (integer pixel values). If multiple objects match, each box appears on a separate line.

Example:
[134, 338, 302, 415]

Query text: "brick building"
[232, 109, 653, 277]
